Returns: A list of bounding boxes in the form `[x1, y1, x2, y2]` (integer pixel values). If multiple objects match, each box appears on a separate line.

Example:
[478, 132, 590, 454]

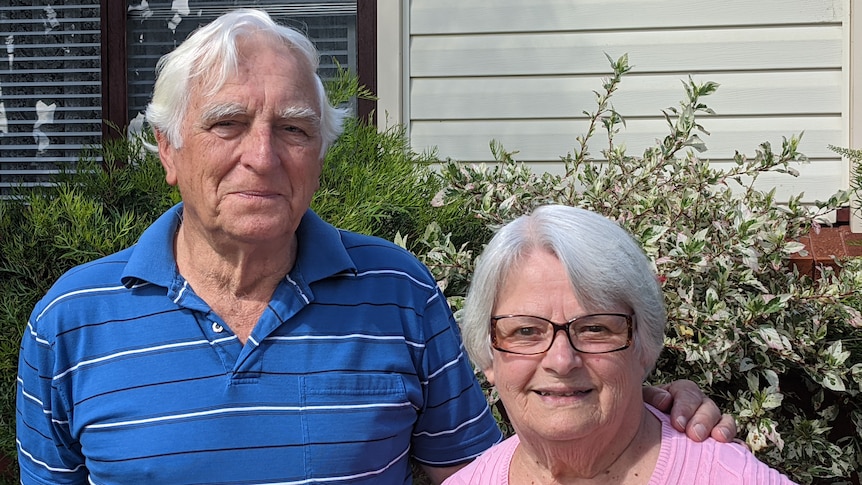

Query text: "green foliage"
[313, 119, 440, 247]
[312, 119, 487, 297]
[419, 55, 862, 483]
[828, 144, 862, 220]
[324, 59, 377, 108]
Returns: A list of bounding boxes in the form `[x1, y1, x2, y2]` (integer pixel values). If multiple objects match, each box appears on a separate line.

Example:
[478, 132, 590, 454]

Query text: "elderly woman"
[445, 205, 796, 484]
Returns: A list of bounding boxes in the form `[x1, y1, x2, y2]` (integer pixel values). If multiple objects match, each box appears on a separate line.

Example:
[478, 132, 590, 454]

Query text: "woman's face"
[484, 249, 646, 444]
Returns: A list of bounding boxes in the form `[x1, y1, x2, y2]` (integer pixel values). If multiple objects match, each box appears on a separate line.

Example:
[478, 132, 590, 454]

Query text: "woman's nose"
[542, 329, 582, 374]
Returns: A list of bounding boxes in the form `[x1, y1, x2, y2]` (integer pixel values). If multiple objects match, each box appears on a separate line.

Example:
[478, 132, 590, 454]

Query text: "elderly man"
[16, 9, 733, 484]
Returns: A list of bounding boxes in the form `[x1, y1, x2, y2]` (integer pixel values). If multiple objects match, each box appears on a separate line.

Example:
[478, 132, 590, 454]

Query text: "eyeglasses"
[490, 313, 633, 355]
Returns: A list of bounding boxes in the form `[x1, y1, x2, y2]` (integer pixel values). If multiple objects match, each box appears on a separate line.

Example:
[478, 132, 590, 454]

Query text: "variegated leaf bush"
[414, 55, 862, 484]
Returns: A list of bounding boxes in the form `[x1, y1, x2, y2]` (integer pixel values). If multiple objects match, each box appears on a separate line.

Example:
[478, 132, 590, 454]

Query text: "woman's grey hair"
[144, 8, 348, 158]
[460, 204, 667, 378]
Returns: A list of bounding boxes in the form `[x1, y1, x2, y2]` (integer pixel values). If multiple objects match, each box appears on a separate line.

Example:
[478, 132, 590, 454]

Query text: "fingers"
[659, 379, 706, 435]
[641, 384, 673, 412]
[666, 380, 736, 442]
[710, 414, 738, 443]
[644, 379, 738, 442]
[678, 393, 733, 443]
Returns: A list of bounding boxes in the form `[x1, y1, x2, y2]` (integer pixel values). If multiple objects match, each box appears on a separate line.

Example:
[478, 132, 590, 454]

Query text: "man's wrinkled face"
[157, 35, 324, 246]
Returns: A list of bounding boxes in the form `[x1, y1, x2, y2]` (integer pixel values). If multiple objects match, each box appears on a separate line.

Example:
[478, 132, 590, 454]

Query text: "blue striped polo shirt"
[17, 203, 502, 484]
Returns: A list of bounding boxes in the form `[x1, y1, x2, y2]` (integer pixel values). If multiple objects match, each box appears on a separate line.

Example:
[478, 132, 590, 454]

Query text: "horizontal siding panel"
[410, 27, 842, 77]
[410, 117, 842, 162]
[411, 0, 844, 34]
[411, 71, 843, 120]
[406, 0, 848, 206]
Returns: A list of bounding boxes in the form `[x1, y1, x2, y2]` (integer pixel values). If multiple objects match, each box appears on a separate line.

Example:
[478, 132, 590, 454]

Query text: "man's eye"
[282, 125, 307, 135]
[214, 120, 238, 127]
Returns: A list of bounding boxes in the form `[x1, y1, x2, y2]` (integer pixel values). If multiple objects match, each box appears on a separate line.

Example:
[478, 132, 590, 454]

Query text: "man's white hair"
[144, 8, 348, 158]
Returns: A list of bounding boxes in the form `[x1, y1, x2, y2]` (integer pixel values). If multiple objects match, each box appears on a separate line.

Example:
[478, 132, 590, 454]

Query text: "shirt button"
[211, 322, 224, 333]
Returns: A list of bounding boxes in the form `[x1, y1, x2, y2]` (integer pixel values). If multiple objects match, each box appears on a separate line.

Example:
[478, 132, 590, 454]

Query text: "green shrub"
[417, 54, 862, 484]
[313, 119, 486, 258]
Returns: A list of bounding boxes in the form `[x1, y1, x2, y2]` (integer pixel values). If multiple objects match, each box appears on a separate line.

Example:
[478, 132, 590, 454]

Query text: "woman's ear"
[482, 367, 495, 386]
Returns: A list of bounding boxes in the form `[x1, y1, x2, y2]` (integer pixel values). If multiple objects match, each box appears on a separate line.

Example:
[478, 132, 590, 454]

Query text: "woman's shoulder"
[646, 404, 797, 484]
[442, 435, 518, 485]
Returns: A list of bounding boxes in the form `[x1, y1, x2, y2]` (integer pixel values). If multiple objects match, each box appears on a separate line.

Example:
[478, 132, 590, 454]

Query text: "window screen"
[0, 2, 102, 195]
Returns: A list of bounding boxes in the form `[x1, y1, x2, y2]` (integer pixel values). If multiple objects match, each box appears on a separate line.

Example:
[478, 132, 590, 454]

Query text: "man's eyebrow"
[279, 106, 320, 124]
[197, 103, 321, 125]
[199, 102, 246, 123]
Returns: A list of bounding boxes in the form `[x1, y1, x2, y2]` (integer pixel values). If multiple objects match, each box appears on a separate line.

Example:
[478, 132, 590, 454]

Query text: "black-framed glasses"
[490, 313, 633, 355]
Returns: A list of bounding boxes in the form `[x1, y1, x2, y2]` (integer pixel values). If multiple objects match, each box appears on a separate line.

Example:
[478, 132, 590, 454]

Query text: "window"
[0, 2, 102, 194]
[125, 1, 358, 128]
[0, 1, 366, 196]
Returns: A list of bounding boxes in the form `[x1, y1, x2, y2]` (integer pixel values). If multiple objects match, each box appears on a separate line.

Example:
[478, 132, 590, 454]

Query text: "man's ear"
[155, 129, 178, 186]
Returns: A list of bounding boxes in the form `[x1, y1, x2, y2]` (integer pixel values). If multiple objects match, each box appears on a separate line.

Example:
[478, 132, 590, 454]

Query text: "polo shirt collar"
[121, 203, 183, 288]
[292, 209, 356, 284]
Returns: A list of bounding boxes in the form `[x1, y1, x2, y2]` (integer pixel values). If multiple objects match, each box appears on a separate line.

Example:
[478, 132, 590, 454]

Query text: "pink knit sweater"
[443, 404, 797, 484]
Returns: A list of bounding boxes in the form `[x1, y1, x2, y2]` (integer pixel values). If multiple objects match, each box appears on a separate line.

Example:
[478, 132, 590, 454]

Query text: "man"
[17, 9, 734, 484]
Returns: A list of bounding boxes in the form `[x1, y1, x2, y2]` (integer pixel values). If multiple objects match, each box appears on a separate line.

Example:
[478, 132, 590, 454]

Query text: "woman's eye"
[580, 325, 610, 335]
[514, 326, 543, 338]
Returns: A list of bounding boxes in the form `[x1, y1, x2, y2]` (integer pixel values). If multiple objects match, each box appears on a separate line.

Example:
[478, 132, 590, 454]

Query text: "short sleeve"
[410, 287, 503, 466]
[17, 312, 88, 484]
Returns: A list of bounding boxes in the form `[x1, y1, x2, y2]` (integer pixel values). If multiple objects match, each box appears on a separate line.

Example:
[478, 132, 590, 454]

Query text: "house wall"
[851, 0, 861, 230]
[382, 0, 854, 222]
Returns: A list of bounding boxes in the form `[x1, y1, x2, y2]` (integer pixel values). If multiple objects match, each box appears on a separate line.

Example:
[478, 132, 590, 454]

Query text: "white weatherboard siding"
[406, 0, 849, 205]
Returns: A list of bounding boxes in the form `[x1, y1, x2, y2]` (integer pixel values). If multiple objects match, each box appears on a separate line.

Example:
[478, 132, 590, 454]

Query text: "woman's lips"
[534, 389, 592, 397]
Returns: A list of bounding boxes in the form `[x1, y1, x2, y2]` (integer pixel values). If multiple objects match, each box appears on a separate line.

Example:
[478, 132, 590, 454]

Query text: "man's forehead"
[190, 39, 318, 94]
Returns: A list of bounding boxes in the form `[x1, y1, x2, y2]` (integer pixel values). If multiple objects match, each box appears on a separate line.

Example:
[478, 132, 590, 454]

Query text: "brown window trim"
[100, 0, 128, 142]
[356, 0, 377, 124]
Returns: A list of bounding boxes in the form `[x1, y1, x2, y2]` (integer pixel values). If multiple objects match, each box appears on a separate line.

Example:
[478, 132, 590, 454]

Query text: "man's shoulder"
[47, 248, 134, 293]
[338, 229, 429, 273]
[31, 247, 136, 325]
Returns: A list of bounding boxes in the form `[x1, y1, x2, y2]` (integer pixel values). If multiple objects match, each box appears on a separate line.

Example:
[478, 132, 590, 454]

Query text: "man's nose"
[242, 124, 279, 169]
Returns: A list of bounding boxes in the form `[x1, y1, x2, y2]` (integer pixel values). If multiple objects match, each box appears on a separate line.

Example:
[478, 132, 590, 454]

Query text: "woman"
[445, 205, 796, 484]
